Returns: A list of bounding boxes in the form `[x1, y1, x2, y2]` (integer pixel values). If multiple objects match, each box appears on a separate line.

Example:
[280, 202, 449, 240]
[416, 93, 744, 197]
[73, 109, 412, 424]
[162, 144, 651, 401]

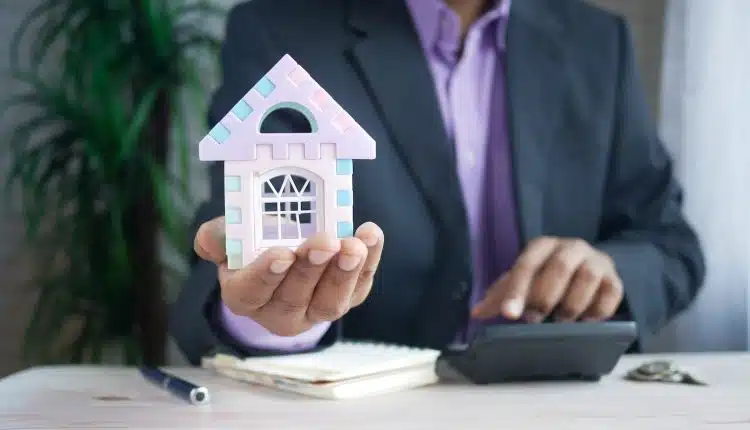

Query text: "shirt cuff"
[219, 302, 331, 352]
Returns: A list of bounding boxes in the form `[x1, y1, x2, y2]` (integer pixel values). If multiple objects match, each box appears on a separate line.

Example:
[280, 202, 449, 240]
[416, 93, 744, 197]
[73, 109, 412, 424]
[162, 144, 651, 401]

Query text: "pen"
[139, 366, 211, 405]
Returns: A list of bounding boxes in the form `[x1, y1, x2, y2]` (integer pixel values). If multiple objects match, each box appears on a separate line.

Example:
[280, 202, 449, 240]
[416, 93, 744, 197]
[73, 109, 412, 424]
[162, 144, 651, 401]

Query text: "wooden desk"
[0, 353, 748, 429]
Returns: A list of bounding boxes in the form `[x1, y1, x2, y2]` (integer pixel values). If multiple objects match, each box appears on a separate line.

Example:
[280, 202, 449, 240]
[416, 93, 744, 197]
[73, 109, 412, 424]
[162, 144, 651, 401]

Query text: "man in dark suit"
[170, 0, 705, 365]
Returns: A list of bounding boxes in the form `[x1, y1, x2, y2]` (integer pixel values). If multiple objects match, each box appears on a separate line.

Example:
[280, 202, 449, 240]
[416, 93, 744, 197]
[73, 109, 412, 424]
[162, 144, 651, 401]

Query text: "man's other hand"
[194, 217, 384, 336]
[472, 237, 624, 323]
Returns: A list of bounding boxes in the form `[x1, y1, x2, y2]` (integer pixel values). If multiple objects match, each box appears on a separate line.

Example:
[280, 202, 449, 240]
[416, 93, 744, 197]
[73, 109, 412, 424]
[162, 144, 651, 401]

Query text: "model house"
[198, 54, 376, 269]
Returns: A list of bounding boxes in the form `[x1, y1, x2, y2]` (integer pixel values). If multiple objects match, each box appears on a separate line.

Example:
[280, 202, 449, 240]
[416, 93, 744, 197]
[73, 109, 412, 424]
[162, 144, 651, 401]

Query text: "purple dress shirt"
[220, 0, 521, 350]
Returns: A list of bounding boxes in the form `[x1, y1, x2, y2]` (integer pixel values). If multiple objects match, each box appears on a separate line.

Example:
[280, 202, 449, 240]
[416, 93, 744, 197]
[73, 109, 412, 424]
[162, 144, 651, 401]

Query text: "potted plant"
[2, 0, 224, 365]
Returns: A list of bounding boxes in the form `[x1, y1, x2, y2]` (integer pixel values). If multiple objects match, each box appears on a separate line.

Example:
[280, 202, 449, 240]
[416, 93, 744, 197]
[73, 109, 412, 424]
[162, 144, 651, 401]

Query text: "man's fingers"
[581, 273, 624, 321]
[350, 222, 384, 308]
[259, 232, 340, 320]
[194, 217, 227, 264]
[307, 237, 368, 323]
[219, 246, 296, 316]
[473, 237, 560, 320]
[471, 273, 509, 319]
[525, 239, 590, 321]
[554, 257, 603, 321]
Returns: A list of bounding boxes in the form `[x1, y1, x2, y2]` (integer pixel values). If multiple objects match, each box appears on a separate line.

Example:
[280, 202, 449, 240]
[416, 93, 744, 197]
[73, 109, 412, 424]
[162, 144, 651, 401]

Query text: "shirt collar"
[406, 0, 511, 61]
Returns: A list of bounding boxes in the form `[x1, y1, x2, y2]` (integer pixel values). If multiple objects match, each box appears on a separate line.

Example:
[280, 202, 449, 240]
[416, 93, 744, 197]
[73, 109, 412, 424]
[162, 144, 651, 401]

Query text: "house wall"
[223, 143, 354, 268]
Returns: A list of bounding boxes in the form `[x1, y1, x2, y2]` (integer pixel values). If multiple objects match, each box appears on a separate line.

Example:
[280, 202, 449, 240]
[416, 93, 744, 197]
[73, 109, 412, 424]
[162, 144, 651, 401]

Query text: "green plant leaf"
[8, 0, 61, 72]
[177, 32, 222, 53]
[171, 98, 192, 197]
[172, 0, 226, 21]
[120, 86, 160, 161]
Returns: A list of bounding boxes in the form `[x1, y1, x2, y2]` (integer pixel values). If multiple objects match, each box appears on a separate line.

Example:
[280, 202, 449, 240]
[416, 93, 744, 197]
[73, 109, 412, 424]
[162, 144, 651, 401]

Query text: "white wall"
[647, 0, 750, 352]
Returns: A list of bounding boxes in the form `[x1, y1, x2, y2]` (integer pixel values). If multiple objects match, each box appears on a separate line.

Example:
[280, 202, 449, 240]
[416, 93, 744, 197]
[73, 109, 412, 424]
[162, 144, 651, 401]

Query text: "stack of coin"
[625, 360, 707, 386]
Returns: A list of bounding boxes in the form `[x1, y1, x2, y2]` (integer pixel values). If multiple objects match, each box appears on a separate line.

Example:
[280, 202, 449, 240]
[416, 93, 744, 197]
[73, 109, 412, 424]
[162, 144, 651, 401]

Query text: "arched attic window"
[258, 101, 318, 134]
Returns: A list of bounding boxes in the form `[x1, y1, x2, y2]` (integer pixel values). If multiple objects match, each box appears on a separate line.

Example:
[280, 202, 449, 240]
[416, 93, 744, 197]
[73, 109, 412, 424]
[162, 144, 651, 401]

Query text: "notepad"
[201, 341, 441, 400]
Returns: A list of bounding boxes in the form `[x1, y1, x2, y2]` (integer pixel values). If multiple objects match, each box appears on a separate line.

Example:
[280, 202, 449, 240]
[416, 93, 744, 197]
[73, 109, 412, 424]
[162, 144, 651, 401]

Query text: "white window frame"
[255, 167, 322, 249]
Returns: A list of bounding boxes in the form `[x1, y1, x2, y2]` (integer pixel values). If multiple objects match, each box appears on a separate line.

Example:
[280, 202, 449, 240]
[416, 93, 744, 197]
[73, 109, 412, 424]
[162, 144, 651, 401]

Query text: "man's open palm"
[194, 217, 384, 336]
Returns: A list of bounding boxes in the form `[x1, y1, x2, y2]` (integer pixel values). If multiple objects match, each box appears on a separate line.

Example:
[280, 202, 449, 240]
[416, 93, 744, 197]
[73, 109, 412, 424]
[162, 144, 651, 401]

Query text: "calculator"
[437, 321, 637, 384]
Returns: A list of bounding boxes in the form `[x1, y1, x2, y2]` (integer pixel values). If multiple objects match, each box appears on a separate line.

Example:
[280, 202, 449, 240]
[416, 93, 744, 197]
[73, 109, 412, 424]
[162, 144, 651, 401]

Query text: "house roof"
[198, 54, 376, 162]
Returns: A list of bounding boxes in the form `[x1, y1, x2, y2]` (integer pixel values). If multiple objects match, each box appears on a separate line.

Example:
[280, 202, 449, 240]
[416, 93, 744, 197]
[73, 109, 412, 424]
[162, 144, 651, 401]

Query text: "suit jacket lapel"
[506, 0, 567, 244]
[346, 0, 470, 251]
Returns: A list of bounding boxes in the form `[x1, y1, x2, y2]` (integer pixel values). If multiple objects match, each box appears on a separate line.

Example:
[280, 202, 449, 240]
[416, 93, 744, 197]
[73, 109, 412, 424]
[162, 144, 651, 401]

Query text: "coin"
[639, 360, 675, 375]
[625, 360, 708, 386]
[667, 369, 708, 386]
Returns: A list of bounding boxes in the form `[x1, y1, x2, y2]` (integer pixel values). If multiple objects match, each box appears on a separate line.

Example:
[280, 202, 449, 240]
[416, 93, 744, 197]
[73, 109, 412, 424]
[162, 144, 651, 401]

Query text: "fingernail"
[362, 233, 379, 247]
[502, 299, 524, 319]
[269, 259, 293, 274]
[356, 224, 382, 247]
[523, 310, 545, 323]
[337, 254, 362, 271]
[308, 250, 335, 265]
[471, 305, 485, 318]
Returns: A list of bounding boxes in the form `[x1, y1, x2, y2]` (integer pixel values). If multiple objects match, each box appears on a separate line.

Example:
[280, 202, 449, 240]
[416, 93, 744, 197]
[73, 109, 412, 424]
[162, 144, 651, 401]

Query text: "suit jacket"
[169, 0, 705, 365]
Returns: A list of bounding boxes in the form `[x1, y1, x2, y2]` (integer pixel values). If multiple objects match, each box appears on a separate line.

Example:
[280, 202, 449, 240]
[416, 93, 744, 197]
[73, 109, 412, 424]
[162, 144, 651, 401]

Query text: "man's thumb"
[194, 217, 226, 264]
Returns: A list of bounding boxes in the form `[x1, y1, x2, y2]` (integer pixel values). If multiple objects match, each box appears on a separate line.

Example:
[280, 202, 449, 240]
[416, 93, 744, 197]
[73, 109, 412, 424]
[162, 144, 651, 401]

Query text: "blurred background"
[0, 0, 747, 377]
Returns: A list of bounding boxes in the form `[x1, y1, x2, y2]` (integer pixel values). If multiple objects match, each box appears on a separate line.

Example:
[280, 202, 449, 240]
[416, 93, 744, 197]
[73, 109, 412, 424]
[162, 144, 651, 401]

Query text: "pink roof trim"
[198, 54, 376, 161]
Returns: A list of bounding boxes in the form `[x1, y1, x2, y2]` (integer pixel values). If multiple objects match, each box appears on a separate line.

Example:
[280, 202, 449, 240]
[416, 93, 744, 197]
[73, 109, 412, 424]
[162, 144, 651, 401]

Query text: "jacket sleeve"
[595, 17, 706, 340]
[168, 4, 339, 366]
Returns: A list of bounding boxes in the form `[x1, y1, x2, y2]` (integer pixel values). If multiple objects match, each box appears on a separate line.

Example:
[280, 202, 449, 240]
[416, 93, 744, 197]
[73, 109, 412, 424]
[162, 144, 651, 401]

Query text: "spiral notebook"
[201, 341, 441, 400]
